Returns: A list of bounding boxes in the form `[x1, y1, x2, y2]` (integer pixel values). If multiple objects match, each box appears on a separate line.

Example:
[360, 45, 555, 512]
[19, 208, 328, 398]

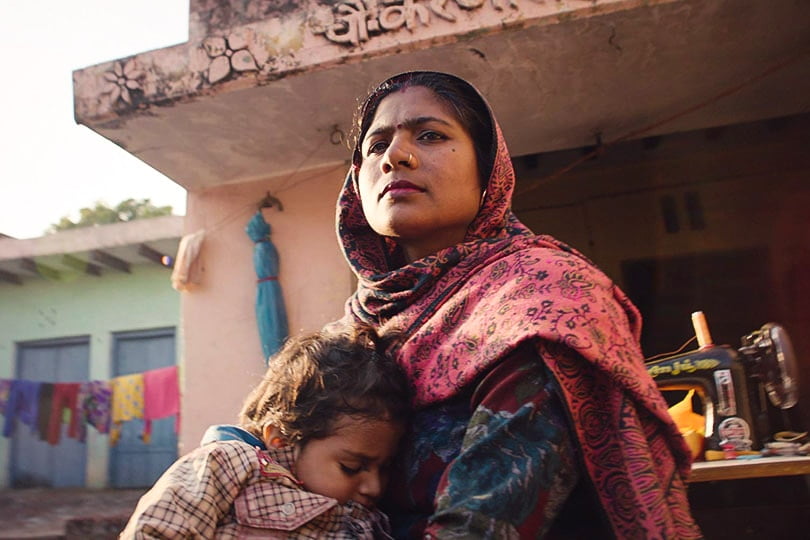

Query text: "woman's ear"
[262, 425, 289, 449]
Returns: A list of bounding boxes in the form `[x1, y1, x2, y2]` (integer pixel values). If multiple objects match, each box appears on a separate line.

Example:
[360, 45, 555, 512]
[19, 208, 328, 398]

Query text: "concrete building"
[0, 216, 182, 488]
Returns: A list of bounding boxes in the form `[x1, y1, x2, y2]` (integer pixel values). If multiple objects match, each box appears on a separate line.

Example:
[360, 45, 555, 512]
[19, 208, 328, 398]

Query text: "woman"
[335, 71, 701, 539]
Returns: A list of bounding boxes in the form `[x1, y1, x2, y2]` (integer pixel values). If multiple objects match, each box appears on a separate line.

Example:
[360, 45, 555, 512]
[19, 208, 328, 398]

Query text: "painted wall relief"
[309, 0, 520, 46]
[86, 0, 592, 113]
[202, 32, 260, 84]
[102, 60, 145, 105]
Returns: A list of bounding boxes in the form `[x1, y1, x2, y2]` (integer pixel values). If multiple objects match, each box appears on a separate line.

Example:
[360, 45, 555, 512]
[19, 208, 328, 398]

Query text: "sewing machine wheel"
[741, 323, 799, 409]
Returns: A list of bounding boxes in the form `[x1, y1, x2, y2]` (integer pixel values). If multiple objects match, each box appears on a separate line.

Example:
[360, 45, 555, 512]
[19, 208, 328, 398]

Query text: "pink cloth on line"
[143, 366, 180, 439]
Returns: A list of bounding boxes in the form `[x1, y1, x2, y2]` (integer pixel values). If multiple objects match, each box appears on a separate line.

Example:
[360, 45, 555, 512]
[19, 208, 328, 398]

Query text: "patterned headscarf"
[336, 72, 700, 538]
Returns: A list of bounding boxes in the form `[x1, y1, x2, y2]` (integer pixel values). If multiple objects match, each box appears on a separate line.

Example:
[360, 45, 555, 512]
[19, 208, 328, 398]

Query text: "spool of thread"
[691, 311, 713, 348]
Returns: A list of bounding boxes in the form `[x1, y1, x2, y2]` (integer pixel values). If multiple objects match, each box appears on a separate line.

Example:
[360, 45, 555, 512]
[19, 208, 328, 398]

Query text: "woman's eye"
[340, 463, 361, 476]
[418, 131, 445, 141]
[367, 140, 388, 155]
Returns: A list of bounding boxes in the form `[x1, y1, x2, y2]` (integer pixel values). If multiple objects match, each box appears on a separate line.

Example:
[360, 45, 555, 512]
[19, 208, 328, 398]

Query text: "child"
[121, 325, 410, 539]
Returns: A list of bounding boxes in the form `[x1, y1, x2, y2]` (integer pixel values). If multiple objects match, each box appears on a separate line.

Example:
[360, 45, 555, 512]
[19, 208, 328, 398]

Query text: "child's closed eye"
[339, 463, 362, 476]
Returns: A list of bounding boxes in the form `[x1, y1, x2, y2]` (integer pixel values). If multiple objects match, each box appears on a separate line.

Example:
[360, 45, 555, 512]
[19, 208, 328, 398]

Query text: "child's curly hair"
[239, 324, 411, 445]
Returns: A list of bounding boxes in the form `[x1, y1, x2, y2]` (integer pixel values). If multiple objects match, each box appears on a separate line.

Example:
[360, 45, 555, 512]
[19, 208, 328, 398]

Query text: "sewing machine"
[646, 312, 800, 455]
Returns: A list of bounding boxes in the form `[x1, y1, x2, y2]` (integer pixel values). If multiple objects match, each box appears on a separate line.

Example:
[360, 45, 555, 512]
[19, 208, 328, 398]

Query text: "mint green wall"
[0, 264, 180, 488]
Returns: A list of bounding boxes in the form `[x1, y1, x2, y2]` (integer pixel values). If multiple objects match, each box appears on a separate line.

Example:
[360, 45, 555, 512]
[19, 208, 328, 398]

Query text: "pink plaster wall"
[179, 163, 354, 452]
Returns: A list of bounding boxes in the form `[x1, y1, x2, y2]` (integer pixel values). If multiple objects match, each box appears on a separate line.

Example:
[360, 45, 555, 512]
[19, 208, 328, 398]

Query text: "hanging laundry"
[110, 373, 145, 445]
[1, 369, 180, 445]
[76, 380, 112, 441]
[143, 366, 180, 440]
[0, 378, 10, 414]
[47, 383, 81, 445]
[36, 383, 55, 440]
[2, 380, 41, 437]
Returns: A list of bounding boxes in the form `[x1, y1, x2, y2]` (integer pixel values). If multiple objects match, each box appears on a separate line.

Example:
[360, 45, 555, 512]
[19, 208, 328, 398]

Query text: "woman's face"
[357, 86, 483, 262]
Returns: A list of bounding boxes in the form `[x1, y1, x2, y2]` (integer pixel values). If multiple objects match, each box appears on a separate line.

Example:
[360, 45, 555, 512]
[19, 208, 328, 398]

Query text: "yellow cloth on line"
[110, 373, 146, 445]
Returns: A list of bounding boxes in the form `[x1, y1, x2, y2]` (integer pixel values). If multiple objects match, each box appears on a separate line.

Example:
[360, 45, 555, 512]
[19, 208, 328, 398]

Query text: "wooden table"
[690, 455, 810, 482]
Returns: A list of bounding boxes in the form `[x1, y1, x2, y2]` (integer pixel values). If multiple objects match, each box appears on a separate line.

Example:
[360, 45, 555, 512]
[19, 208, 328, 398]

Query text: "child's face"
[294, 414, 403, 508]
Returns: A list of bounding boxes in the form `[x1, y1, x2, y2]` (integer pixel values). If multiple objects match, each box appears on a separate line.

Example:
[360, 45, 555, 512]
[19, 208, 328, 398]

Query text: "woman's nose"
[381, 142, 415, 173]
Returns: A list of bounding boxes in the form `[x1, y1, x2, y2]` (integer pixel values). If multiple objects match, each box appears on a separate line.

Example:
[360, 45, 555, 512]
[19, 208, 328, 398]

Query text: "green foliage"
[48, 198, 173, 233]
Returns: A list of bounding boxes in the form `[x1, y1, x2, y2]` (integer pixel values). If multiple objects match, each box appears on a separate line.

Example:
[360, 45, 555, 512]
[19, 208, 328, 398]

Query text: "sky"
[0, 1, 190, 239]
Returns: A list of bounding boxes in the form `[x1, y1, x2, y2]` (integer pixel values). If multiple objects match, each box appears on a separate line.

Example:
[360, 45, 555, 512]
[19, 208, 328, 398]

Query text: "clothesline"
[0, 365, 180, 446]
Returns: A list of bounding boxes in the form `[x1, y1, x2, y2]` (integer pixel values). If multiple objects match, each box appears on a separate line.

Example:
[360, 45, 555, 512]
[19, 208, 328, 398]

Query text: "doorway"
[11, 337, 89, 487]
[108, 328, 178, 488]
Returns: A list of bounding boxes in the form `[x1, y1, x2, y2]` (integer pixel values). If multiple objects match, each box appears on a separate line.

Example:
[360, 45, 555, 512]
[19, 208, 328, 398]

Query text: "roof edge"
[0, 215, 184, 261]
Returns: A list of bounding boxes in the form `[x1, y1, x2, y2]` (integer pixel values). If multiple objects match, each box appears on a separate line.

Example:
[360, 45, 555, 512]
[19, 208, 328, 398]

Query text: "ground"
[0, 487, 144, 539]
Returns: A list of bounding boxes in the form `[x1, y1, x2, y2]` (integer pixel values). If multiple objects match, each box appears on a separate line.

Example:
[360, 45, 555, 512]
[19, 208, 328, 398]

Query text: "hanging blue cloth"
[3, 380, 41, 437]
[246, 211, 289, 363]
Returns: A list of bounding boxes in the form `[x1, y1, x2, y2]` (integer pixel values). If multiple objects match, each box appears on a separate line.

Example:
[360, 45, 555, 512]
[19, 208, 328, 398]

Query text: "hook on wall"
[259, 192, 283, 211]
[330, 124, 345, 146]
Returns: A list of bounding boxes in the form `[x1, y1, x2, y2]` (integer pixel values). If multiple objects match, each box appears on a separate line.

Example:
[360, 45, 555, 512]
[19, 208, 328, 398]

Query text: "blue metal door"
[11, 337, 89, 487]
[109, 328, 178, 488]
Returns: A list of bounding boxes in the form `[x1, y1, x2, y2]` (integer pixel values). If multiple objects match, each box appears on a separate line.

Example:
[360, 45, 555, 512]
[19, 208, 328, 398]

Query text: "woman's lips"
[380, 180, 424, 199]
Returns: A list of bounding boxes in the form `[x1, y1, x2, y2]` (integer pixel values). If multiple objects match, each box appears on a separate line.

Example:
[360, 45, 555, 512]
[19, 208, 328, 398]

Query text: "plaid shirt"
[121, 440, 392, 539]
